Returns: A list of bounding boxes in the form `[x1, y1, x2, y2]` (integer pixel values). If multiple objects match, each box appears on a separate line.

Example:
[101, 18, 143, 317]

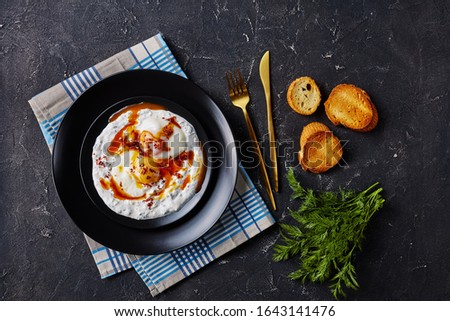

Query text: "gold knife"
[259, 51, 279, 192]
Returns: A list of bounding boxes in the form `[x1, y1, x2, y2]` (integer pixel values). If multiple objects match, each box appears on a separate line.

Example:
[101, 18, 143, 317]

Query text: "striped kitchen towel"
[28, 33, 276, 295]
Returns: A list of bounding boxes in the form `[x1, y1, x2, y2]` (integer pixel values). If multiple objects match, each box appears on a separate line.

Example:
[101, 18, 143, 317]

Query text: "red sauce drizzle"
[109, 102, 166, 122]
[99, 178, 110, 190]
[100, 176, 145, 200]
[164, 116, 182, 129]
[109, 176, 146, 200]
[182, 175, 191, 190]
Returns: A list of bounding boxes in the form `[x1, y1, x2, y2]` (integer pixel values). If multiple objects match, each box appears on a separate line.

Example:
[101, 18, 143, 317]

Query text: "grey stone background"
[1, 0, 449, 300]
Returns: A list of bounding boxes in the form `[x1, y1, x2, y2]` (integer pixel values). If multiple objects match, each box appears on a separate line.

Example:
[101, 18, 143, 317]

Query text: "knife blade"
[259, 51, 278, 192]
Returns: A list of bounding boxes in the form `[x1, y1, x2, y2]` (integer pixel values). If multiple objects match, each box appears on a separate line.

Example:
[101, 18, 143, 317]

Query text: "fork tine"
[226, 69, 249, 97]
[230, 70, 239, 94]
[236, 69, 247, 93]
[234, 70, 241, 94]
[225, 72, 234, 96]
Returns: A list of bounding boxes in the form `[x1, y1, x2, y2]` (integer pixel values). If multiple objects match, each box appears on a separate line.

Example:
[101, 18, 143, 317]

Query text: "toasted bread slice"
[299, 122, 331, 167]
[355, 101, 378, 132]
[299, 129, 343, 173]
[300, 122, 331, 148]
[324, 84, 375, 130]
[287, 77, 321, 115]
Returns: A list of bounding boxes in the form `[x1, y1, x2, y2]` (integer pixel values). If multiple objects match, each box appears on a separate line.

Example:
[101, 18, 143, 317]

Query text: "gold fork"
[225, 70, 277, 211]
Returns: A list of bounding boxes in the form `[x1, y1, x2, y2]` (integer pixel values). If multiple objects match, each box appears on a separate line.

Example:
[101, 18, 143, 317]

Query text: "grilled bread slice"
[287, 77, 321, 115]
[324, 84, 377, 131]
[300, 122, 331, 148]
[355, 101, 378, 132]
[298, 122, 343, 173]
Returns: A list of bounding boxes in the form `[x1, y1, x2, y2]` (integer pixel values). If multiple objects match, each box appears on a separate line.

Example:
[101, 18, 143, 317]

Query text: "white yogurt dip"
[92, 102, 204, 220]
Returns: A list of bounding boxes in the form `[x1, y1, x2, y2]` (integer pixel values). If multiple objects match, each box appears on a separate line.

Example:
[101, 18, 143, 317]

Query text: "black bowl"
[80, 96, 212, 229]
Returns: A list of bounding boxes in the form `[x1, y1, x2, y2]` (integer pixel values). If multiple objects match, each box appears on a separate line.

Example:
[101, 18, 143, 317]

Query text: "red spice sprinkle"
[144, 197, 154, 209]
[96, 157, 106, 168]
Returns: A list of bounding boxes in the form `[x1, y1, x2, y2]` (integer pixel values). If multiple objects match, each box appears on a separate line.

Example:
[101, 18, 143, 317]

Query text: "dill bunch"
[273, 168, 385, 299]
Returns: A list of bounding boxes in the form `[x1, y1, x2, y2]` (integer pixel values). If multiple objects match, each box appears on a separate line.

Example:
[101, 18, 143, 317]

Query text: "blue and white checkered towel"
[28, 34, 276, 296]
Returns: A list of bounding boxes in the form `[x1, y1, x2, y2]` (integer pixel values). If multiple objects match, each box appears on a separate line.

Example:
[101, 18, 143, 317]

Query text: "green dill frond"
[273, 168, 385, 299]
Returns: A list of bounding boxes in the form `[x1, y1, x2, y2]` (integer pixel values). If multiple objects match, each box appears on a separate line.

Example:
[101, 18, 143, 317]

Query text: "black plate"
[52, 70, 238, 255]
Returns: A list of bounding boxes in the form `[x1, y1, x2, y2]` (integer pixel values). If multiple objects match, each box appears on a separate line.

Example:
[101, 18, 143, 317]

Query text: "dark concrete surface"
[1, 0, 449, 300]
